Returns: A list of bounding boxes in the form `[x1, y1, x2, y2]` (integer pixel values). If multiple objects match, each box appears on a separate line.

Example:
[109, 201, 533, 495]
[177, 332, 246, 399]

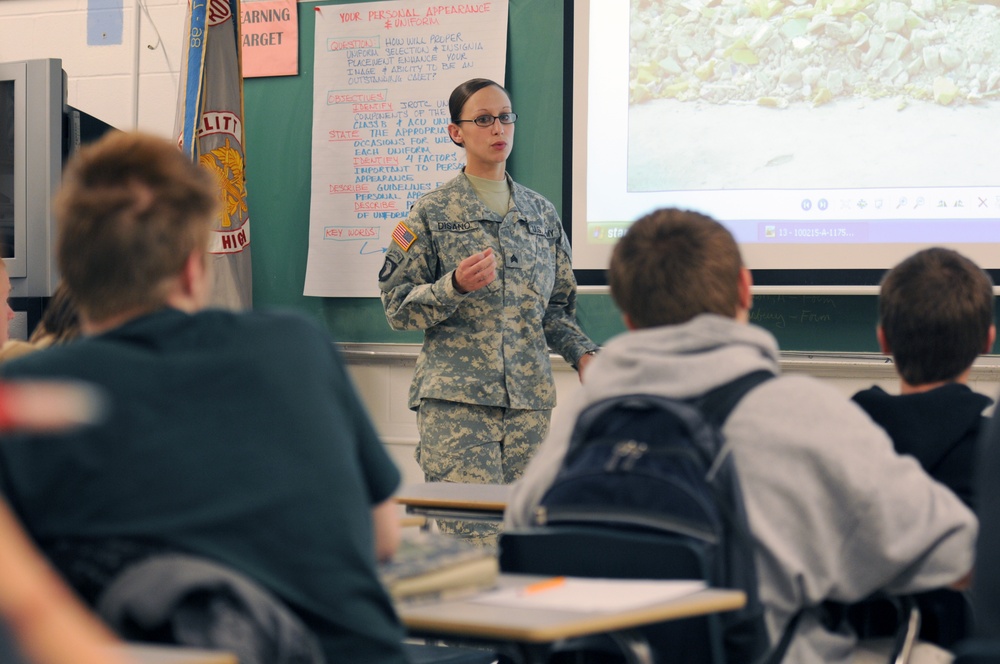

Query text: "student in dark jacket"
[0, 131, 408, 664]
[973, 399, 1000, 639]
[852, 247, 995, 509]
[852, 246, 995, 647]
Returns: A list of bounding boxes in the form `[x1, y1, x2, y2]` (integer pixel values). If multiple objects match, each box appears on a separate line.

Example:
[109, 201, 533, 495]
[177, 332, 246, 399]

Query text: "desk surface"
[397, 574, 746, 643]
[394, 482, 511, 513]
[115, 644, 238, 664]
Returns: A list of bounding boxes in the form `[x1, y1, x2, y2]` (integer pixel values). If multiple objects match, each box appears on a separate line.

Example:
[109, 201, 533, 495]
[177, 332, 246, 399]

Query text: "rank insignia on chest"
[391, 221, 417, 251]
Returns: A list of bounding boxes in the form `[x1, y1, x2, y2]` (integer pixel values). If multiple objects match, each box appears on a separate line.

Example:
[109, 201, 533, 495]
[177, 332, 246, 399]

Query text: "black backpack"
[533, 370, 784, 664]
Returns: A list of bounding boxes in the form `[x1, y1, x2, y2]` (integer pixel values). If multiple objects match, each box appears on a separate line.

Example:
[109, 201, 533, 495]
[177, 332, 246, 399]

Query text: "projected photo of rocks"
[627, 0, 1000, 191]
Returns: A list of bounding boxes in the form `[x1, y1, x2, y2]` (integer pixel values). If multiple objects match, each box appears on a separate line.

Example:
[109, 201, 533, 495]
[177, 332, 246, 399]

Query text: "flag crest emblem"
[199, 138, 247, 229]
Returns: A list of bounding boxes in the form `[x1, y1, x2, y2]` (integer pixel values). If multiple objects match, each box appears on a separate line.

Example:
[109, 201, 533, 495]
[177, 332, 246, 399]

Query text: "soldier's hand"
[453, 248, 497, 294]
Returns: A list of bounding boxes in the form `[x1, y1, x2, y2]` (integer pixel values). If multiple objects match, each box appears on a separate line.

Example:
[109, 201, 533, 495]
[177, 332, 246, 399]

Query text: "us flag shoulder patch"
[391, 221, 417, 251]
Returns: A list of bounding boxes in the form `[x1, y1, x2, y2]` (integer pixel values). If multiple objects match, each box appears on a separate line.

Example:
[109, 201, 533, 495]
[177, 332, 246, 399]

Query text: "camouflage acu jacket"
[378, 171, 597, 411]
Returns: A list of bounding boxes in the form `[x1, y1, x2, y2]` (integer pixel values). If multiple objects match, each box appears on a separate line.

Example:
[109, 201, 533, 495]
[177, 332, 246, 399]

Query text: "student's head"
[447, 78, 514, 175]
[878, 247, 995, 386]
[53, 131, 217, 328]
[0, 259, 15, 344]
[28, 281, 80, 346]
[609, 208, 750, 330]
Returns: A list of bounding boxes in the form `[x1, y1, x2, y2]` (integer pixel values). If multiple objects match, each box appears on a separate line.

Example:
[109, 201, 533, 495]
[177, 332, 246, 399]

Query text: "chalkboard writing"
[750, 295, 842, 330]
[751, 295, 880, 352]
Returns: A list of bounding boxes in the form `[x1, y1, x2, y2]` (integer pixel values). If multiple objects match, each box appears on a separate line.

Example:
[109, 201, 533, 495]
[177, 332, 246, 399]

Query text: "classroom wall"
[0, 0, 187, 137]
[0, 0, 915, 355]
[4, 1, 1000, 485]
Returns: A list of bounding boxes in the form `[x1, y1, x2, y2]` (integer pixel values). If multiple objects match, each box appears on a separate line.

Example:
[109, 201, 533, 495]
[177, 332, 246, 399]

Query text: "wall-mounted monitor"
[0, 58, 115, 301]
[571, 1, 1000, 289]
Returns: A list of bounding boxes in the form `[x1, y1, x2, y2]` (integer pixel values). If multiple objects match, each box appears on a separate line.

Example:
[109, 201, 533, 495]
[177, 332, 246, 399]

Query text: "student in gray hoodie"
[505, 208, 977, 664]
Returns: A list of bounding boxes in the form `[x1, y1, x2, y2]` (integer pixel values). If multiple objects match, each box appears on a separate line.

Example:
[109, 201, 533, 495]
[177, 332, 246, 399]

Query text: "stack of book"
[379, 532, 499, 605]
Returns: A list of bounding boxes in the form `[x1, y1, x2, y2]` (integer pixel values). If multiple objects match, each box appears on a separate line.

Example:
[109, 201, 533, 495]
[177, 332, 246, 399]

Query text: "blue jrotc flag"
[175, 0, 253, 310]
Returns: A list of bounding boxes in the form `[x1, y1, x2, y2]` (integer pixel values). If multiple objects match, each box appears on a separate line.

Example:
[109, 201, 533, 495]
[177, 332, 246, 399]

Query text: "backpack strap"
[700, 369, 807, 664]
[695, 369, 775, 428]
[757, 608, 804, 664]
[696, 369, 797, 663]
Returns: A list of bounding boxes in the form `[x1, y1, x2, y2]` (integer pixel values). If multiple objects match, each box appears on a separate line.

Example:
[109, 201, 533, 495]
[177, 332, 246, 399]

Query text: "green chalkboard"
[244, 0, 566, 344]
[574, 293, 881, 352]
[243, 0, 885, 352]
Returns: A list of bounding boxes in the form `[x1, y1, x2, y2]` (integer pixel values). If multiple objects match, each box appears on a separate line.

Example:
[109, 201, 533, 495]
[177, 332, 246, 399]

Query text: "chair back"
[499, 525, 725, 664]
[97, 553, 326, 664]
[951, 639, 1000, 663]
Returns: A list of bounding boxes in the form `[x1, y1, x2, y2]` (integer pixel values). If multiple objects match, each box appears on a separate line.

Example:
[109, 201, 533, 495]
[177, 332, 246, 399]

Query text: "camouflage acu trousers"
[416, 399, 551, 546]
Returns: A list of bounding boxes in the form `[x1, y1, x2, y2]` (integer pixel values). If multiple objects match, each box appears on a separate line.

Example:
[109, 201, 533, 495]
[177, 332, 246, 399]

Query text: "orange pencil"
[521, 576, 566, 596]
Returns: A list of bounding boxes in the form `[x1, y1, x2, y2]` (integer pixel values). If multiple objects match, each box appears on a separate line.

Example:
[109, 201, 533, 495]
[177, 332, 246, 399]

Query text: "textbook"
[378, 532, 499, 605]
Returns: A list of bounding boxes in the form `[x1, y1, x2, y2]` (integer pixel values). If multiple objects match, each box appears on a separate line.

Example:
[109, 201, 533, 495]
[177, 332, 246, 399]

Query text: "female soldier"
[378, 78, 598, 541]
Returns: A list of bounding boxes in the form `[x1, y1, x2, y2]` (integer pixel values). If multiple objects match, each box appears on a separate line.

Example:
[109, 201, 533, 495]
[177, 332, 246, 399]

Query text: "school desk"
[394, 482, 511, 523]
[397, 573, 746, 664]
[113, 643, 238, 664]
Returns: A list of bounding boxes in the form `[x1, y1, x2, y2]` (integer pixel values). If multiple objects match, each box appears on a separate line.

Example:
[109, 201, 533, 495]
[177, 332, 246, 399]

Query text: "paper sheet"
[472, 578, 707, 613]
[303, 0, 509, 297]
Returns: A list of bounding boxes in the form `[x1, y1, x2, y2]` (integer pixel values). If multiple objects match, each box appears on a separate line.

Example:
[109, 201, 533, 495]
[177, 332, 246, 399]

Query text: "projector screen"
[571, 0, 1000, 288]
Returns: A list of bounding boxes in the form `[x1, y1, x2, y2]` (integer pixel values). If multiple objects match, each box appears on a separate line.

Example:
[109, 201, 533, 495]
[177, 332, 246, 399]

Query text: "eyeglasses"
[455, 112, 518, 128]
